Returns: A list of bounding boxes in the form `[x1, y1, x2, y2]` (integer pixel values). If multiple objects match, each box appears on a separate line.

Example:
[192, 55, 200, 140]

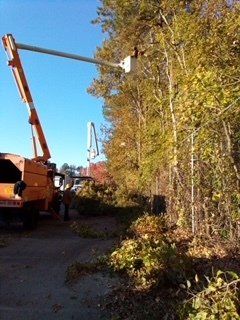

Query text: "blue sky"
[0, 0, 108, 169]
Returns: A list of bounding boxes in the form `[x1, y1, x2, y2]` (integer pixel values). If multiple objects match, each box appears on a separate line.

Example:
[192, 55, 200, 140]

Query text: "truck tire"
[23, 206, 39, 229]
[32, 208, 39, 229]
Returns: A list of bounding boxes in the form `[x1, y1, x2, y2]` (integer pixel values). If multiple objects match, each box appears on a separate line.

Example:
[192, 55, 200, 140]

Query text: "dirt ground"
[0, 207, 121, 320]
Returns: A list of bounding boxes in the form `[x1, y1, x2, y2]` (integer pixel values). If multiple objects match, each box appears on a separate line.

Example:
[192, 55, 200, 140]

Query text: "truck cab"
[71, 176, 95, 193]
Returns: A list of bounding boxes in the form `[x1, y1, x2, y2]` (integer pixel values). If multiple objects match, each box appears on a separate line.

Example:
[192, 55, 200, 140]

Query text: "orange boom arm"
[2, 34, 51, 162]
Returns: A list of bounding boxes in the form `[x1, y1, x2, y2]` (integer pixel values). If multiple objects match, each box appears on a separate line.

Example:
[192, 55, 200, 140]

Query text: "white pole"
[16, 42, 121, 69]
[87, 122, 92, 176]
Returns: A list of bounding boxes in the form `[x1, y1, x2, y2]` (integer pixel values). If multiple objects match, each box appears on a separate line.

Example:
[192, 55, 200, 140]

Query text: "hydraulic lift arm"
[87, 122, 99, 176]
[2, 34, 51, 163]
[2, 33, 137, 163]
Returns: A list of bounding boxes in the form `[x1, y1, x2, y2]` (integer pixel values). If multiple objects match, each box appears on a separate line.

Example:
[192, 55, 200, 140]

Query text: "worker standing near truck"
[62, 183, 73, 221]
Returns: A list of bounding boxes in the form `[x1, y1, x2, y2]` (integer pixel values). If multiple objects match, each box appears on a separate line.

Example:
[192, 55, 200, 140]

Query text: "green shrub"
[72, 181, 117, 215]
[181, 271, 240, 320]
[115, 187, 148, 208]
[110, 214, 189, 289]
[72, 181, 147, 217]
[110, 237, 177, 289]
[70, 221, 105, 238]
[130, 214, 166, 239]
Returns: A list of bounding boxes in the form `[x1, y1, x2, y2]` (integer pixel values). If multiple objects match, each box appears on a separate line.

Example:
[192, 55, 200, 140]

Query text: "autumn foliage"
[90, 0, 240, 240]
[89, 161, 113, 185]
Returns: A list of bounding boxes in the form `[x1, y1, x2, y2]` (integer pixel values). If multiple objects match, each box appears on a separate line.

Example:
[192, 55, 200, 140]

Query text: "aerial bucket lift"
[0, 33, 137, 227]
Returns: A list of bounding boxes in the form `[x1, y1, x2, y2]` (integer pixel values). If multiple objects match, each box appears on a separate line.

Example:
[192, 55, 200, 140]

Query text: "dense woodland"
[89, 0, 240, 239]
[62, 2, 240, 318]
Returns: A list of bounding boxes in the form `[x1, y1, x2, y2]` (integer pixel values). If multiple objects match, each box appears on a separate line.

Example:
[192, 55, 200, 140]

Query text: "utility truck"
[0, 34, 63, 228]
[0, 34, 136, 228]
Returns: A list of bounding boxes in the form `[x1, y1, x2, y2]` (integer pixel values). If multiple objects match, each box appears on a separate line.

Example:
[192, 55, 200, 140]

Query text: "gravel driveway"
[0, 209, 120, 320]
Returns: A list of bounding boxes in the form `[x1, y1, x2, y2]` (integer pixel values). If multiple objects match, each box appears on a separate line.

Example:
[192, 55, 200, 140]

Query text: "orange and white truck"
[0, 34, 135, 228]
[0, 34, 63, 228]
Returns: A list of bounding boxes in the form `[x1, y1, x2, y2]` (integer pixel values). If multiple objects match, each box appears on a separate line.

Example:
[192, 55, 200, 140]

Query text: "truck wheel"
[23, 206, 39, 229]
[31, 208, 39, 229]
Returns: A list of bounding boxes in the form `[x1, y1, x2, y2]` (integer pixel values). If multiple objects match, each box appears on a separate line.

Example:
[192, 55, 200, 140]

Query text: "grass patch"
[70, 221, 119, 239]
[0, 237, 8, 248]
[66, 256, 108, 283]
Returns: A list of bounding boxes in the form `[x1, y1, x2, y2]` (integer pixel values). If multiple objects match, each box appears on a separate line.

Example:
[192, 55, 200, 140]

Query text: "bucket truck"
[0, 33, 137, 228]
[0, 34, 63, 228]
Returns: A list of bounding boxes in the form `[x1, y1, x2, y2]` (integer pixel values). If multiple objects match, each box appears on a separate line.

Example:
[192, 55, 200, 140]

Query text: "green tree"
[90, 0, 240, 238]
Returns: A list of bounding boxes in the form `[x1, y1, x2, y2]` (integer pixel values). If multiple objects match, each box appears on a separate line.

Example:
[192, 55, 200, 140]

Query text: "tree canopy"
[90, 0, 240, 238]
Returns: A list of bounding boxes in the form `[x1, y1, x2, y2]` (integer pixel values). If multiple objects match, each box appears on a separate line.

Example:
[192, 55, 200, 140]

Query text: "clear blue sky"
[0, 0, 107, 169]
